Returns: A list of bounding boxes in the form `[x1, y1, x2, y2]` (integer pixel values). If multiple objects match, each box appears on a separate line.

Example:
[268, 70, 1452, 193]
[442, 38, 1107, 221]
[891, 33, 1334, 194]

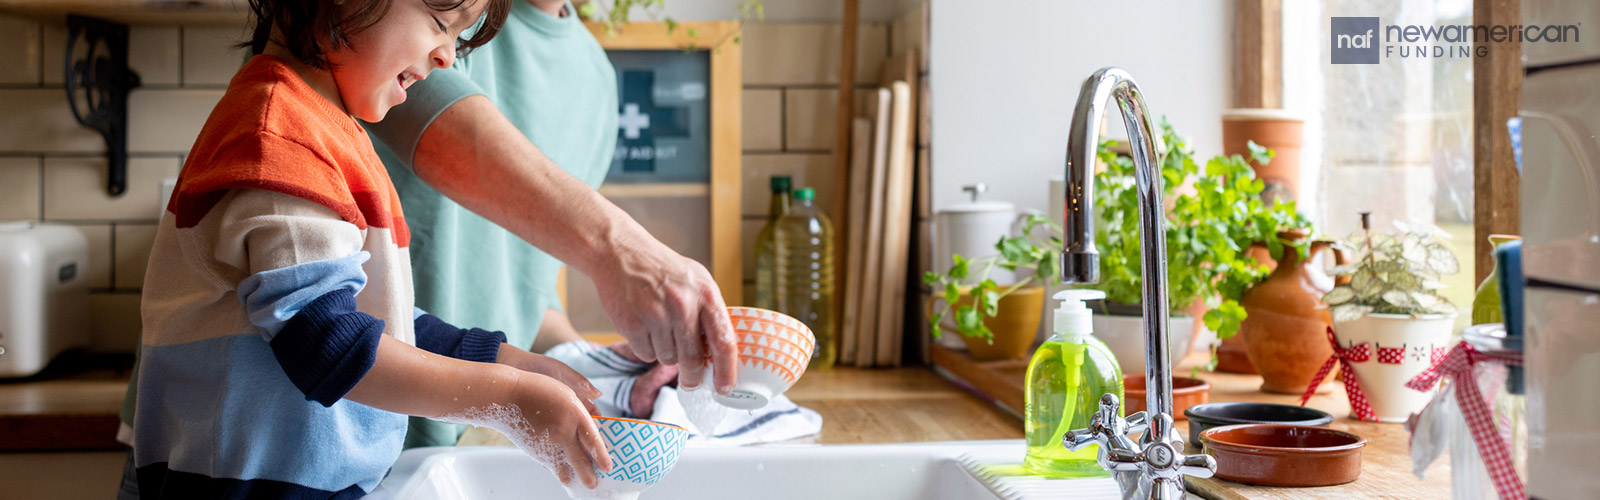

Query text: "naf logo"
[1331, 17, 1380, 64]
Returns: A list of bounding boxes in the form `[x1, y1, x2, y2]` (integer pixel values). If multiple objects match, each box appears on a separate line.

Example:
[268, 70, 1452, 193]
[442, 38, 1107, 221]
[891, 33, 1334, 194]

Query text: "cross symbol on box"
[619, 103, 651, 139]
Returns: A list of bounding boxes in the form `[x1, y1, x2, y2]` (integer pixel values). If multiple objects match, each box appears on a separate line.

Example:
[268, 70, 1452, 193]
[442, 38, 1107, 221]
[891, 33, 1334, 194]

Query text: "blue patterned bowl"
[565, 416, 689, 500]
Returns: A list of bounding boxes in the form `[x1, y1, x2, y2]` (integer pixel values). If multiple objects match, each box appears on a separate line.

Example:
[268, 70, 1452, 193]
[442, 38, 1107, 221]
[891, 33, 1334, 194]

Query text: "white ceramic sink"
[367, 440, 1128, 500]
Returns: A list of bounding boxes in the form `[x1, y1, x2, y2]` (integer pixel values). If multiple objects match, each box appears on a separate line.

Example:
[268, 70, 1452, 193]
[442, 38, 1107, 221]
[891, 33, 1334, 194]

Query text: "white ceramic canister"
[1334, 312, 1457, 422]
[932, 184, 1022, 350]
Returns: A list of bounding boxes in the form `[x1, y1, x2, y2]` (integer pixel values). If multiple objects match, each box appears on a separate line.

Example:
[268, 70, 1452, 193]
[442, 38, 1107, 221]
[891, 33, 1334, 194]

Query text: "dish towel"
[652, 387, 823, 446]
[545, 341, 822, 446]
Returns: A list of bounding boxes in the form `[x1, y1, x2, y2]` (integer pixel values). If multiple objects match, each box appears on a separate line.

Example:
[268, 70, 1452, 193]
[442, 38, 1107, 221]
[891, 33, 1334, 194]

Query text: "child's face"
[327, 0, 485, 122]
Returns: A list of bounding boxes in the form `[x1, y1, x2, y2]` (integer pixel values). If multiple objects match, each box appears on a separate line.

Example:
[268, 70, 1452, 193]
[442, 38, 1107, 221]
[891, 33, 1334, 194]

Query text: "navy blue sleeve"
[270, 288, 384, 407]
[414, 313, 507, 363]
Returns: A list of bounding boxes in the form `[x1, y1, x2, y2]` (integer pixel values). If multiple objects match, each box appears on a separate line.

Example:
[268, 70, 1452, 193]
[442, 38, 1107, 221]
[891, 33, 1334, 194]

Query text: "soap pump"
[1023, 289, 1125, 477]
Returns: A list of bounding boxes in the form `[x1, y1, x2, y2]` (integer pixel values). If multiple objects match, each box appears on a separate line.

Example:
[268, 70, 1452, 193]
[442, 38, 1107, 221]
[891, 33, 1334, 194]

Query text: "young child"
[126, 0, 612, 497]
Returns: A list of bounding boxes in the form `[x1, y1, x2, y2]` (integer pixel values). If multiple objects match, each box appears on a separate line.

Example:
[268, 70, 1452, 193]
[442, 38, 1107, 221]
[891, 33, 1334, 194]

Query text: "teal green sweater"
[366, 0, 618, 351]
[363, 1, 617, 449]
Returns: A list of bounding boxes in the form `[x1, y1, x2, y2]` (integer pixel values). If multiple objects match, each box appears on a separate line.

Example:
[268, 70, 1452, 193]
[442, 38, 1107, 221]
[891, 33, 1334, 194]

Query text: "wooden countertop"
[931, 344, 1452, 500]
[0, 354, 131, 452]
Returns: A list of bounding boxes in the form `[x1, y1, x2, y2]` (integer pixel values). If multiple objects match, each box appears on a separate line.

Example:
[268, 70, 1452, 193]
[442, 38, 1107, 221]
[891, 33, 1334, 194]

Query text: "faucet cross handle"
[1140, 412, 1217, 481]
[1064, 394, 1145, 461]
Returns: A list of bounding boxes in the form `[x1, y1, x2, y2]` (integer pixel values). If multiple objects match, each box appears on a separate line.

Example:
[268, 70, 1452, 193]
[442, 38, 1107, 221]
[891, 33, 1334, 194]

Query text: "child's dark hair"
[246, 0, 510, 70]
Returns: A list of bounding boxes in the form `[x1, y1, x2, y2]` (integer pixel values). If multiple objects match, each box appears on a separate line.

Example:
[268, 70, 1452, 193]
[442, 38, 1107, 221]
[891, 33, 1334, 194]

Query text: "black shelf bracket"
[64, 14, 142, 197]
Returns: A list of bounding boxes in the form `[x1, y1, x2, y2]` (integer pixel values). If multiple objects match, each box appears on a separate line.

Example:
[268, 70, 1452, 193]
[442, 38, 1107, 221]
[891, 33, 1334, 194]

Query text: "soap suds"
[561, 481, 639, 500]
[677, 371, 728, 436]
[437, 403, 570, 486]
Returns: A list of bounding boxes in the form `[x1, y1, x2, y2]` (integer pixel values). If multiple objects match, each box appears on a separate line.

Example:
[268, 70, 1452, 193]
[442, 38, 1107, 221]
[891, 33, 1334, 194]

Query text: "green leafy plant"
[578, 0, 764, 38]
[1092, 118, 1312, 347]
[921, 214, 1061, 341]
[1321, 218, 1460, 322]
[920, 118, 1313, 346]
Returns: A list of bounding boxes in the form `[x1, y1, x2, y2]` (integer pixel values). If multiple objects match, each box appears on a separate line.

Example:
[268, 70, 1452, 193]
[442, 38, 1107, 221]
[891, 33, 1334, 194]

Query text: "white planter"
[1333, 312, 1457, 423]
[1091, 313, 1194, 375]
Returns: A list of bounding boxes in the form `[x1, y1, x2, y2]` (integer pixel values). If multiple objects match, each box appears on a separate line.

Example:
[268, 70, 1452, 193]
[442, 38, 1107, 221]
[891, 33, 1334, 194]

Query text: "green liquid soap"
[1024, 290, 1123, 478]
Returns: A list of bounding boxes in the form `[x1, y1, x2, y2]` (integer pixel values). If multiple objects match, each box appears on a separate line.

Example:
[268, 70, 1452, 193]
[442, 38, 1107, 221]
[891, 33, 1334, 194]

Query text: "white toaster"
[0, 221, 91, 377]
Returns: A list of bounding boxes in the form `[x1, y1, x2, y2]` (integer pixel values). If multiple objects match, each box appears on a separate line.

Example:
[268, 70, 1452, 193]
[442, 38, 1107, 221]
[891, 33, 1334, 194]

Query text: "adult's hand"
[407, 95, 739, 395]
[592, 240, 737, 393]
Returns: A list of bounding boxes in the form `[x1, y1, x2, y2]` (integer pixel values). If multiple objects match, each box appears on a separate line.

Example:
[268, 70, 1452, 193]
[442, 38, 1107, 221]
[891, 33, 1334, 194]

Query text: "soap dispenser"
[1024, 289, 1125, 478]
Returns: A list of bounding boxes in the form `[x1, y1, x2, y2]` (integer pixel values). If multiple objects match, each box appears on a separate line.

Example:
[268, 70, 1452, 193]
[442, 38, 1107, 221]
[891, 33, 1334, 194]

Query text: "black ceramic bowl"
[1184, 402, 1334, 449]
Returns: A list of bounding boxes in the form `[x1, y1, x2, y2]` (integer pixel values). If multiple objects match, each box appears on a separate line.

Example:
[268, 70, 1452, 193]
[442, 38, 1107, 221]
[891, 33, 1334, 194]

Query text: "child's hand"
[502, 371, 613, 489]
[497, 344, 601, 416]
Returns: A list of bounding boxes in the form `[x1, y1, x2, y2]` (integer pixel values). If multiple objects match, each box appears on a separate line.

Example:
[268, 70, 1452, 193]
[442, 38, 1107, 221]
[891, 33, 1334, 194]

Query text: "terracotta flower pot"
[927, 285, 1045, 360]
[1240, 231, 1351, 394]
[1222, 109, 1304, 206]
[1123, 375, 1211, 419]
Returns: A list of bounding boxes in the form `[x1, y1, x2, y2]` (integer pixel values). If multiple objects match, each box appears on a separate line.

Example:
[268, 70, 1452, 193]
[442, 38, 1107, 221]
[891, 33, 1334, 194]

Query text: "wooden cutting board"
[839, 116, 873, 365]
[854, 88, 893, 367]
[873, 80, 915, 368]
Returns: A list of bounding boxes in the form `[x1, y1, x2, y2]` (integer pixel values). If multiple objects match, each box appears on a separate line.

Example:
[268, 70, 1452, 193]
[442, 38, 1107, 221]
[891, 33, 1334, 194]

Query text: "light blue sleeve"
[362, 67, 489, 170]
[235, 251, 371, 341]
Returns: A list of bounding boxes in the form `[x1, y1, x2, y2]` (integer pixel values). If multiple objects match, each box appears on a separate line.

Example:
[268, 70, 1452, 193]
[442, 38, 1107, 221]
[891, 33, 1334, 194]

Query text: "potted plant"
[922, 215, 1059, 360]
[1319, 215, 1461, 422]
[1087, 119, 1311, 375]
[578, 0, 764, 37]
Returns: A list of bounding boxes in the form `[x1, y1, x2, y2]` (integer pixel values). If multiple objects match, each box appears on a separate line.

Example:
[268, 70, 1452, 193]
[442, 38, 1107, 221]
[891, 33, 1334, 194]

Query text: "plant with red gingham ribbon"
[1301, 326, 1378, 422]
[1406, 341, 1525, 500]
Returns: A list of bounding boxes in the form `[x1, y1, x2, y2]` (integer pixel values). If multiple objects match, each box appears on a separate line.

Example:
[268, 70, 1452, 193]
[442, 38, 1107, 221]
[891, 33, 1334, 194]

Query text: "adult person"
[363, 0, 738, 447]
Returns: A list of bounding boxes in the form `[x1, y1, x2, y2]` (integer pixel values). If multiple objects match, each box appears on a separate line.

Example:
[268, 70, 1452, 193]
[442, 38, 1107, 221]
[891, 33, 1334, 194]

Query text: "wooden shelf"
[930, 344, 1453, 500]
[0, 0, 248, 25]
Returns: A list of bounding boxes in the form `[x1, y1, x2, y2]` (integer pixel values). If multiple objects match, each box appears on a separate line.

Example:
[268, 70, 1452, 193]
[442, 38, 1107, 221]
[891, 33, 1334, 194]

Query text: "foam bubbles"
[561, 481, 639, 500]
[677, 371, 728, 437]
[437, 403, 570, 487]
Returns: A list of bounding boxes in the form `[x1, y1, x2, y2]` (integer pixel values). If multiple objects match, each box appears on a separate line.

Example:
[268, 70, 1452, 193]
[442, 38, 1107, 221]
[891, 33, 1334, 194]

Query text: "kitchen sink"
[367, 439, 1129, 500]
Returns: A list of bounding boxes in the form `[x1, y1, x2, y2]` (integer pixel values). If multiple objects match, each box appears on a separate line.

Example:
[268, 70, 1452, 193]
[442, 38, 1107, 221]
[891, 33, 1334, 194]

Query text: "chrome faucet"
[1058, 67, 1216, 500]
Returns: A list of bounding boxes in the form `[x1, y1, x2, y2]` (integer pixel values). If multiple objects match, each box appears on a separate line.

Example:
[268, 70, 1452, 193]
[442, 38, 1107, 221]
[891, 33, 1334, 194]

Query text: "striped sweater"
[132, 55, 504, 499]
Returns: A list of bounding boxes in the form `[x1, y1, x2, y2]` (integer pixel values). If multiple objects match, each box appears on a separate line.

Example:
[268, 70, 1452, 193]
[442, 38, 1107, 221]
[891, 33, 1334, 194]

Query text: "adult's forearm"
[411, 95, 652, 274]
[531, 308, 585, 353]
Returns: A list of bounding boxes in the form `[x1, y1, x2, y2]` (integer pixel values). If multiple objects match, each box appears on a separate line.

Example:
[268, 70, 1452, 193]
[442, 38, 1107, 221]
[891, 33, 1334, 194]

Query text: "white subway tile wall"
[0, 10, 926, 351]
[182, 26, 250, 86]
[113, 224, 159, 289]
[75, 224, 113, 289]
[0, 157, 42, 220]
[0, 89, 108, 152]
[2, 15, 251, 352]
[736, 14, 930, 300]
[42, 157, 181, 221]
[128, 90, 226, 152]
[741, 89, 782, 150]
[0, 15, 42, 84]
[128, 26, 181, 86]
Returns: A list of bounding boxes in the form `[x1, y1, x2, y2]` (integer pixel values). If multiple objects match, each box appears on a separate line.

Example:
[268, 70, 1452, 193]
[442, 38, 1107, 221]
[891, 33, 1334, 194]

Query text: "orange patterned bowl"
[715, 307, 815, 409]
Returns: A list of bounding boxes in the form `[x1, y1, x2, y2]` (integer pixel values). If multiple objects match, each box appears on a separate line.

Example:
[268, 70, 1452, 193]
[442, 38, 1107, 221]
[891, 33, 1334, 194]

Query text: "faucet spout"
[1058, 67, 1214, 500]
[1061, 66, 1171, 417]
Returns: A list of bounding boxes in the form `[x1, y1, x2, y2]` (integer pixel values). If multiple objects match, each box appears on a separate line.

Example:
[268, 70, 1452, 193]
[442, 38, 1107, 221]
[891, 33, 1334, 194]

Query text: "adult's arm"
[408, 95, 737, 393]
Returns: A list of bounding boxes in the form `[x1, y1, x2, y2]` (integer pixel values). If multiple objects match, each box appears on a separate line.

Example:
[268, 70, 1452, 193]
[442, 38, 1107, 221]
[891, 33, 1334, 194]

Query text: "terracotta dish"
[1183, 402, 1334, 449]
[1201, 424, 1366, 487]
[1123, 375, 1210, 420]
